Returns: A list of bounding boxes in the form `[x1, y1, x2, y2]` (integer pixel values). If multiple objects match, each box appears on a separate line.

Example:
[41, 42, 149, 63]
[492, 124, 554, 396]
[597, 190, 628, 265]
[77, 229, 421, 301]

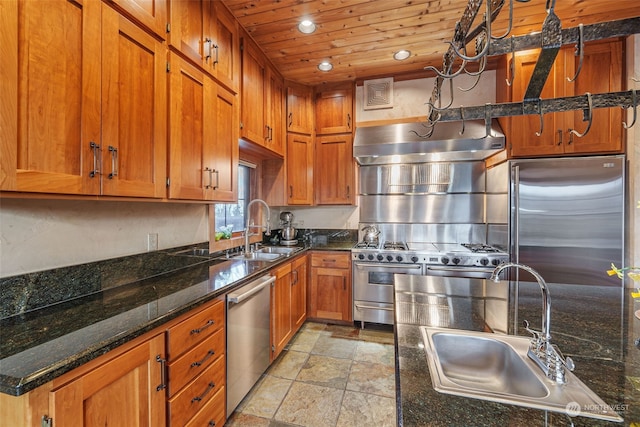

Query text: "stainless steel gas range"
[352, 240, 509, 329]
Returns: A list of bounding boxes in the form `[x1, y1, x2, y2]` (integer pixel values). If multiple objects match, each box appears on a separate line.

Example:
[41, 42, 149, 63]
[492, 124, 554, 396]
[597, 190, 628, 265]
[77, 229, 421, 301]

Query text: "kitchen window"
[214, 162, 254, 236]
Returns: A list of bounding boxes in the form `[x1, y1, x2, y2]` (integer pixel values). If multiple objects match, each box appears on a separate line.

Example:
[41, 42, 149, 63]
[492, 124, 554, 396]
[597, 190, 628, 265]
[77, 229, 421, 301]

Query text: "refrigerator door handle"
[511, 165, 520, 264]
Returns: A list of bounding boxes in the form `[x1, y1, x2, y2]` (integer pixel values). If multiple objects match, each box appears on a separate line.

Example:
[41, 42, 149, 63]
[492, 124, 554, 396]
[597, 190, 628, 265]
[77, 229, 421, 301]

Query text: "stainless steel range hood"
[354, 119, 505, 165]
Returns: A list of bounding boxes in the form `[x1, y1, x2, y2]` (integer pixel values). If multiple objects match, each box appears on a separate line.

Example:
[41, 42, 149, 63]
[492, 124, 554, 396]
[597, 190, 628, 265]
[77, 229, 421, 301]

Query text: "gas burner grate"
[461, 243, 502, 253]
[354, 241, 379, 249]
[383, 241, 408, 250]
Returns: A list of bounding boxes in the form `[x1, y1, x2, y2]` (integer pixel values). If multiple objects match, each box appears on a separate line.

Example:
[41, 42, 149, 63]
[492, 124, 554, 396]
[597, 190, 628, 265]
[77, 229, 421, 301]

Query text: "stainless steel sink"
[421, 327, 623, 423]
[256, 246, 299, 255]
[230, 252, 282, 262]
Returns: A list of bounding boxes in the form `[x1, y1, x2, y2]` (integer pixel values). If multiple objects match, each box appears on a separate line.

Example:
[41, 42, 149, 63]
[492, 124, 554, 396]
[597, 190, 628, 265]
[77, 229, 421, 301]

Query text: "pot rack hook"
[411, 116, 439, 138]
[535, 99, 545, 137]
[445, 0, 492, 63]
[459, 37, 488, 92]
[491, 0, 514, 40]
[506, 36, 516, 86]
[568, 92, 594, 138]
[567, 24, 584, 82]
[424, 60, 469, 80]
[459, 106, 466, 135]
[622, 88, 637, 129]
[426, 79, 455, 112]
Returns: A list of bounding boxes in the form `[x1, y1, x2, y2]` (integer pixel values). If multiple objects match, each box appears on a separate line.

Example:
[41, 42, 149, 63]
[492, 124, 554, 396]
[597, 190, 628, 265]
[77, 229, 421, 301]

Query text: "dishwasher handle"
[227, 275, 275, 304]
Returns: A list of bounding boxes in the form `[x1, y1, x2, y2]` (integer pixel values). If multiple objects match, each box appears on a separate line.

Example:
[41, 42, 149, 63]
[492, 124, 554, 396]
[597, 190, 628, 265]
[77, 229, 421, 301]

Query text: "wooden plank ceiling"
[221, 0, 639, 86]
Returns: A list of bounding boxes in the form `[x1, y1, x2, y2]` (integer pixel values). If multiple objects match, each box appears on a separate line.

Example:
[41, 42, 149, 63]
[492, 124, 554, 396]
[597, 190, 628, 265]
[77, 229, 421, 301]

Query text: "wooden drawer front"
[168, 328, 225, 396]
[311, 253, 350, 269]
[167, 300, 224, 360]
[168, 355, 225, 426]
[185, 385, 225, 427]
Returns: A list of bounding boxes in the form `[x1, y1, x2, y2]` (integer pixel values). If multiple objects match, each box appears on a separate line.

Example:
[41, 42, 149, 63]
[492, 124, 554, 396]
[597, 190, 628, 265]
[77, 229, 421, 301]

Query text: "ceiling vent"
[363, 77, 393, 110]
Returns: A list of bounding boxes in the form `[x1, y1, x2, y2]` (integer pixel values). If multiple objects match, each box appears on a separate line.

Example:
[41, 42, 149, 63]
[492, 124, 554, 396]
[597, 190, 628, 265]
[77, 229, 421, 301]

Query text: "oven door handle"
[354, 304, 394, 311]
[354, 262, 422, 270]
[426, 266, 495, 274]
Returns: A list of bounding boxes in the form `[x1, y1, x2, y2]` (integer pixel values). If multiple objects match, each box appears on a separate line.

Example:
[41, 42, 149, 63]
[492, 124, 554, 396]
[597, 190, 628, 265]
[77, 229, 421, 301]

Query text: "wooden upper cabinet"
[168, 53, 216, 200]
[101, 5, 167, 198]
[240, 37, 267, 146]
[286, 133, 314, 205]
[286, 83, 313, 135]
[168, 0, 240, 93]
[210, 86, 239, 202]
[1, 0, 102, 195]
[315, 86, 354, 134]
[266, 65, 285, 156]
[315, 134, 354, 205]
[498, 40, 623, 158]
[49, 333, 166, 427]
[105, 0, 167, 39]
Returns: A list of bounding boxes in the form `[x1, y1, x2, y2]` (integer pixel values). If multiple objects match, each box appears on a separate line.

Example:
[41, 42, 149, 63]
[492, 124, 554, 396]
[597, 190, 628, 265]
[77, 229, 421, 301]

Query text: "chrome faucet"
[244, 199, 271, 256]
[491, 262, 574, 384]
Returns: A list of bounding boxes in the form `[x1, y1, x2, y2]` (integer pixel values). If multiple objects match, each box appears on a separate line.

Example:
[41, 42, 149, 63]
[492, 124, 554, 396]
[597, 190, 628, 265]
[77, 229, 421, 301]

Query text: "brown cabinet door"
[101, 6, 167, 198]
[266, 67, 286, 156]
[1, 0, 101, 194]
[291, 256, 308, 331]
[286, 133, 314, 205]
[315, 88, 353, 134]
[508, 50, 564, 157]
[210, 85, 239, 202]
[49, 334, 166, 427]
[272, 263, 293, 360]
[315, 134, 354, 205]
[240, 38, 267, 145]
[287, 84, 314, 134]
[211, 2, 240, 93]
[168, 0, 208, 67]
[309, 252, 352, 322]
[106, 0, 167, 39]
[563, 40, 623, 154]
[168, 53, 215, 200]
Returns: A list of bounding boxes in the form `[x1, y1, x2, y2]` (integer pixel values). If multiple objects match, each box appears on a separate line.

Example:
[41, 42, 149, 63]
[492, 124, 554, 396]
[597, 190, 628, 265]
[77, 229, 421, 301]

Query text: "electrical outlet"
[147, 233, 158, 251]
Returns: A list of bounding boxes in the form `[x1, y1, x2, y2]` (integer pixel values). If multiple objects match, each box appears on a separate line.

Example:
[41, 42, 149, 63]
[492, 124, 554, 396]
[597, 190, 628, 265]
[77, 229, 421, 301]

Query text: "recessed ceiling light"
[317, 61, 333, 71]
[393, 50, 411, 61]
[298, 20, 316, 34]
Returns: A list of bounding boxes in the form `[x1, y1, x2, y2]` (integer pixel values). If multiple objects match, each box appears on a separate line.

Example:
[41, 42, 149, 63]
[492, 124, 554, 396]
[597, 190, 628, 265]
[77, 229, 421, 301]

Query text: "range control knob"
[386, 255, 394, 262]
[480, 258, 489, 266]
[441, 257, 449, 265]
[492, 258, 502, 266]
[396, 255, 403, 262]
[376, 254, 384, 261]
[411, 256, 419, 263]
[452, 257, 460, 265]
[367, 254, 375, 261]
[358, 254, 365, 260]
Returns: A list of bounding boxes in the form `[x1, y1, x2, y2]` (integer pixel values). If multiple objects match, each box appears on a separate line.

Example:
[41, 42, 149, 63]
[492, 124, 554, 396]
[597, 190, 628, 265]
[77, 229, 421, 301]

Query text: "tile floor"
[225, 321, 396, 427]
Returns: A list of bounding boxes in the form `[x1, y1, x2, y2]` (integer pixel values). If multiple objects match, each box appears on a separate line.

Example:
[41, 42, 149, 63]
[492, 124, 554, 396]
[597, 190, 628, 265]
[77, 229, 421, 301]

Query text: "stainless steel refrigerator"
[504, 155, 626, 360]
[508, 155, 625, 287]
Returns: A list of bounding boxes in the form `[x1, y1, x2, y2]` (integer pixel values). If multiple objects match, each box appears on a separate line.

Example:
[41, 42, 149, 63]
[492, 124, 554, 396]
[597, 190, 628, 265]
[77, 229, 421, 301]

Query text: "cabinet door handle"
[346, 185, 350, 199]
[191, 382, 215, 403]
[191, 349, 215, 367]
[289, 185, 293, 198]
[108, 146, 118, 179]
[292, 269, 298, 285]
[342, 276, 346, 291]
[288, 112, 293, 127]
[213, 170, 219, 190]
[556, 129, 563, 146]
[155, 355, 167, 391]
[89, 141, 101, 178]
[204, 38, 212, 61]
[203, 168, 214, 189]
[191, 319, 215, 334]
[567, 131, 574, 145]
[347, 113, 351, 129]
[212, 43, 219, 65]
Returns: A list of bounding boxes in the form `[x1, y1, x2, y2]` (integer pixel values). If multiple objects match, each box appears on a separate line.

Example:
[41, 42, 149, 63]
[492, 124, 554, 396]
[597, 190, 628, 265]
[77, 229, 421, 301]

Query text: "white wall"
[0, 199, 208, 277]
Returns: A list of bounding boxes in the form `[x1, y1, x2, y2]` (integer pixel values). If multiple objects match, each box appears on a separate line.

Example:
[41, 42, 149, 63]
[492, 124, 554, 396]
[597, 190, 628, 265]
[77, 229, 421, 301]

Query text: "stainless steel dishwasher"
[226, 274, 275, 417]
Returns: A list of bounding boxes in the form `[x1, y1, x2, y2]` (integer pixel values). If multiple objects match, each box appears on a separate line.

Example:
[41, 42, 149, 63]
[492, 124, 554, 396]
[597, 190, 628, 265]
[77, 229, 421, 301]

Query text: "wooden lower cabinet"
[49, 333, 167, 427]
[271, 255, 308, 361]
[308, 252, 352, 322]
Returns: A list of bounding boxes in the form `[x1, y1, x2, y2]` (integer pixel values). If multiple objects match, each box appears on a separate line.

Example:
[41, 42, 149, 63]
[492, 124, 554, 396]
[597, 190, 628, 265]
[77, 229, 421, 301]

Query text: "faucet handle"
[523, 319, 541, 340]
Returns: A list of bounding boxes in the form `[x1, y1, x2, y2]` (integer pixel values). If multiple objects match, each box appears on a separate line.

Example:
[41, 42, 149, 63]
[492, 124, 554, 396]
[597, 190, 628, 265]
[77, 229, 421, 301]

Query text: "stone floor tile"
[346, 360, 395, 398]
[353, 341, 395, 366]
[311, 334, 358, 359]
[225, 412, 271, 426]
[358, 326, 395, 344]
[274, 382, 344, 427]
[242, 375, 293, 419]
[268, 350, 309, 380]
[335, 390, 396, 427]
[296, 354, 352, 389]
[288, 329, 321, 353]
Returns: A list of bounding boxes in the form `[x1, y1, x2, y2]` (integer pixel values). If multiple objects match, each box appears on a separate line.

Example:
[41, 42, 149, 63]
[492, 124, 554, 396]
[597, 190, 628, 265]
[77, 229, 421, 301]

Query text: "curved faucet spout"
[244, 199, 271, 256]
[490, 262, 551, 344]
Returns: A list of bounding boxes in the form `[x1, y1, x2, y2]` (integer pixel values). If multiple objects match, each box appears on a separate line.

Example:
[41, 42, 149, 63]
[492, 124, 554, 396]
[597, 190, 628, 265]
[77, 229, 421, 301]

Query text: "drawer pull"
[190, 381, 215, 403]
[191, 319, 215, 335]
[208, 421, 216, 427]
[191, 350, 215, 367]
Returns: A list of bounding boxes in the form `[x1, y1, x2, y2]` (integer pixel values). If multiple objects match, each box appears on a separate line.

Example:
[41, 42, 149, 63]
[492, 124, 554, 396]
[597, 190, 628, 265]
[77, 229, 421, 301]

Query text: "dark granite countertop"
[394, 276, 640, 426]
[0, 231, 357, 397]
